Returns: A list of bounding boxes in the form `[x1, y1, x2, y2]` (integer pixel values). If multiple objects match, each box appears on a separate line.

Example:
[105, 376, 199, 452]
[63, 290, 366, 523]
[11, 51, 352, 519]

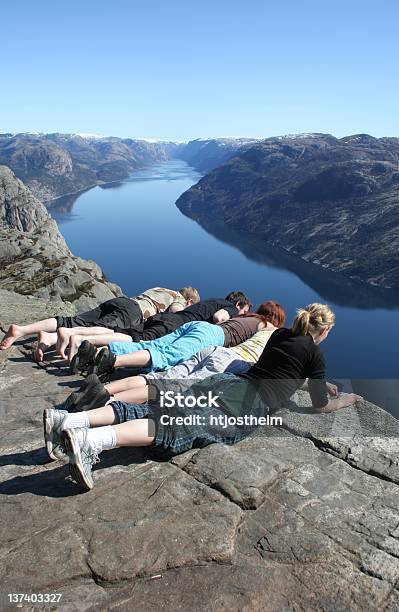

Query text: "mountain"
[178, 137, 262, 172]
[177, 133, 399, 289]
[0, 133, 180, 202]
[0, 165, 122, 309]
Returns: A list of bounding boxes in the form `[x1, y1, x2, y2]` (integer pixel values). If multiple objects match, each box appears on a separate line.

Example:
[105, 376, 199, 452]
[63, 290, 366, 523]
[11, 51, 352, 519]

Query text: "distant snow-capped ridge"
[72, 134, 185, 144]
[75, 132, 107, 139]
[194, 136, 264, 143]
[1, 131, 45, 138]
[0, 132, 184, 143]
[133, 137, 185, 143]
[275, 132, 328, 139]
[0, 131, 107, 139]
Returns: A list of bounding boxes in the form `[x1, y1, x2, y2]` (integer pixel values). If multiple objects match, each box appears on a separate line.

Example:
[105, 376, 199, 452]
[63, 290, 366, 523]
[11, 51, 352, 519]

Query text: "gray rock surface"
[0, 165, 122, 311]
[0, 295, 398, 610]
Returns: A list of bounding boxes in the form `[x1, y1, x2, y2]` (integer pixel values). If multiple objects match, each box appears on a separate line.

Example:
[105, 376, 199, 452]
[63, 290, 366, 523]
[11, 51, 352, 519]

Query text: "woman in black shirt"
[46, 303, 362, 490]
[240, 302, 360, 413]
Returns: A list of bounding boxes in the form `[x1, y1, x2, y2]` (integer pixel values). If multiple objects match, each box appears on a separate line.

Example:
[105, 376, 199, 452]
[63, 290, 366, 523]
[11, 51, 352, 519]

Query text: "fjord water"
[49, 161, 399, 398]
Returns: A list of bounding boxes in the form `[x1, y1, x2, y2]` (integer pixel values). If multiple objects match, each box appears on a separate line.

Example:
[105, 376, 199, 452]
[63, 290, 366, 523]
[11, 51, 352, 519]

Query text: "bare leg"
[113, 419, 155, 447]
[87, 405, 118, 427]
[0, 318, 57, 349]
[86, 333, 133, 346]
[35, 331, 58, 362]
[56, 326, 118, 357]
[63, 332, 133, 359]
[57, 327, 113, 358]
[87, 406, 155, 445]
[64, 326, 117, 336]
[61, 331, 133, 361]
[113, 387, 149, 404]
[114, 350, 152, 369]
[106, 375, 147, 395]
[66, 334, 83, 361]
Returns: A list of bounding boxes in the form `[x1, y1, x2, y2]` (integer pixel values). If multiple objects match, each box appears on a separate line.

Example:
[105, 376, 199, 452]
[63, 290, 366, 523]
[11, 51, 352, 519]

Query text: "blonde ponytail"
[292, 309, 311, 335]
[291, 303, 335, 336]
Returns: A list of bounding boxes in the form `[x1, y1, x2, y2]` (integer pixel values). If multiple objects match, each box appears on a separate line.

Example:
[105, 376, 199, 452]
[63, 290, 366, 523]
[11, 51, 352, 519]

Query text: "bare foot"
[35, 331, 57, 362]
[68, 335, 83, 363]
[0, 324, 23, 349]
[56, 327, 72, 359]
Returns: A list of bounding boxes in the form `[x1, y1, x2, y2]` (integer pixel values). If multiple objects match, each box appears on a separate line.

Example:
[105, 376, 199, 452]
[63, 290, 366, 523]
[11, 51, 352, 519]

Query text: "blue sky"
[1, 0, 398, 141]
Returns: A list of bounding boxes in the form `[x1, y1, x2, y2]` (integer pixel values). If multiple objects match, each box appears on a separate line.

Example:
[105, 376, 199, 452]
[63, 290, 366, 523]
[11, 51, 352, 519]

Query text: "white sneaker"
[62, 428, 100, 491]
[43, 408, 68, 461]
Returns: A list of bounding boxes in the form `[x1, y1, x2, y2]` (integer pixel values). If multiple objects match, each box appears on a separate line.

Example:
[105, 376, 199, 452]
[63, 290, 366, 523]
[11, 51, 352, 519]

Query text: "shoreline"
[178, 210, 399, 296]
[44, 160, 175, 205]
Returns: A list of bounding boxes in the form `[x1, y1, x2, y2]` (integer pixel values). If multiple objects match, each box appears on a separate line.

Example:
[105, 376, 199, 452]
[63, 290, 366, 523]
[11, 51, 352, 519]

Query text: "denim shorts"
[110, 373, 267, 456]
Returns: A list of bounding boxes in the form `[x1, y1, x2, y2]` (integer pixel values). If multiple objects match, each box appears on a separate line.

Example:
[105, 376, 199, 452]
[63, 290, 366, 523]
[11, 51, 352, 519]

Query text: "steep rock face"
[0, 161, 55, 232]
[0, 133, 180, 201]
[177, 133, 399, 289]
[0, 165, 122, 310]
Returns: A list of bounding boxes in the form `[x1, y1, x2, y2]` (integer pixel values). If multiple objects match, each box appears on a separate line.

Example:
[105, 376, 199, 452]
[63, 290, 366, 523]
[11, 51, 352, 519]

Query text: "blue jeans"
[109, 321, 225, 371]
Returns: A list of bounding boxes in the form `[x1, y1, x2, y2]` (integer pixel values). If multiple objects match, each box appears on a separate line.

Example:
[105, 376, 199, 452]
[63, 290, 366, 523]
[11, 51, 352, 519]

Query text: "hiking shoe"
[62, 427, 100, 491]
[89, 348, 116, 381]
[64, 374, 101, 410]
[43, 408, 68, 461]
[70, 340, 97, 375]
[76, 384, 110, 411]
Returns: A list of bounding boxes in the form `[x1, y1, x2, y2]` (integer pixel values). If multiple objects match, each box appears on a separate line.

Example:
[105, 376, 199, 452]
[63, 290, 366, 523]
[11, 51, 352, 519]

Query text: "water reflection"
[48, 192, 83, 215]
[351, 379, 399, 417]
[185, 216, 399, 309]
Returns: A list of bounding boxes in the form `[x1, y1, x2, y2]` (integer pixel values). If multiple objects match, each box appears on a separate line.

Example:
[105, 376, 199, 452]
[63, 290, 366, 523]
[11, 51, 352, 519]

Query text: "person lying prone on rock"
[43, 302, 362, 491]
[0, 286, 200, 362]
[65, 301, 286, 411]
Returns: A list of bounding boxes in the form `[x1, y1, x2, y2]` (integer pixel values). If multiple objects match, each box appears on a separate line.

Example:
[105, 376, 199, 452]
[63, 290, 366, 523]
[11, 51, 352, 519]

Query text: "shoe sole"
[64, 391, 79, 410]
[77, 388, 110, 411]
[91, 348, 114, 382]
[77, 341, 97, 372]
[43, 409, 57, 461]
[43, 410, 67, 461]
[63, 430, 94, 491]
[70, 354, 80, 375]
[64, 374, 100, 410]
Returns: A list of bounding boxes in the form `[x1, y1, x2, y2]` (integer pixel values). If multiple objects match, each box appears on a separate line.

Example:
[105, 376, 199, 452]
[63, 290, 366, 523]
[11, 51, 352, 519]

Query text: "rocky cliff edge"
[0, 165, 122, 313]
[1, 166, 399, 610]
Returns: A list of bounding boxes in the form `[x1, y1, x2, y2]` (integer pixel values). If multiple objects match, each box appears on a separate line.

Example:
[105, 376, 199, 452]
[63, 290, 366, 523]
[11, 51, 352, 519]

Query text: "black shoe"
[64, 391, 79, 411]
[64, 374, 101, 410]
[77, 385, 111, 411]
[69, 354, 80, 375]
[90, 348, 116, 381]
[70, 340, 97, 375]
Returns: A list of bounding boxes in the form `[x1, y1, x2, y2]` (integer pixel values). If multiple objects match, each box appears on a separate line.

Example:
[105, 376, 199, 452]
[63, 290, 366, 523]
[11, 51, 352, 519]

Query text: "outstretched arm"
[313, 392, 363, 413]
[302, 379, 339, 397]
